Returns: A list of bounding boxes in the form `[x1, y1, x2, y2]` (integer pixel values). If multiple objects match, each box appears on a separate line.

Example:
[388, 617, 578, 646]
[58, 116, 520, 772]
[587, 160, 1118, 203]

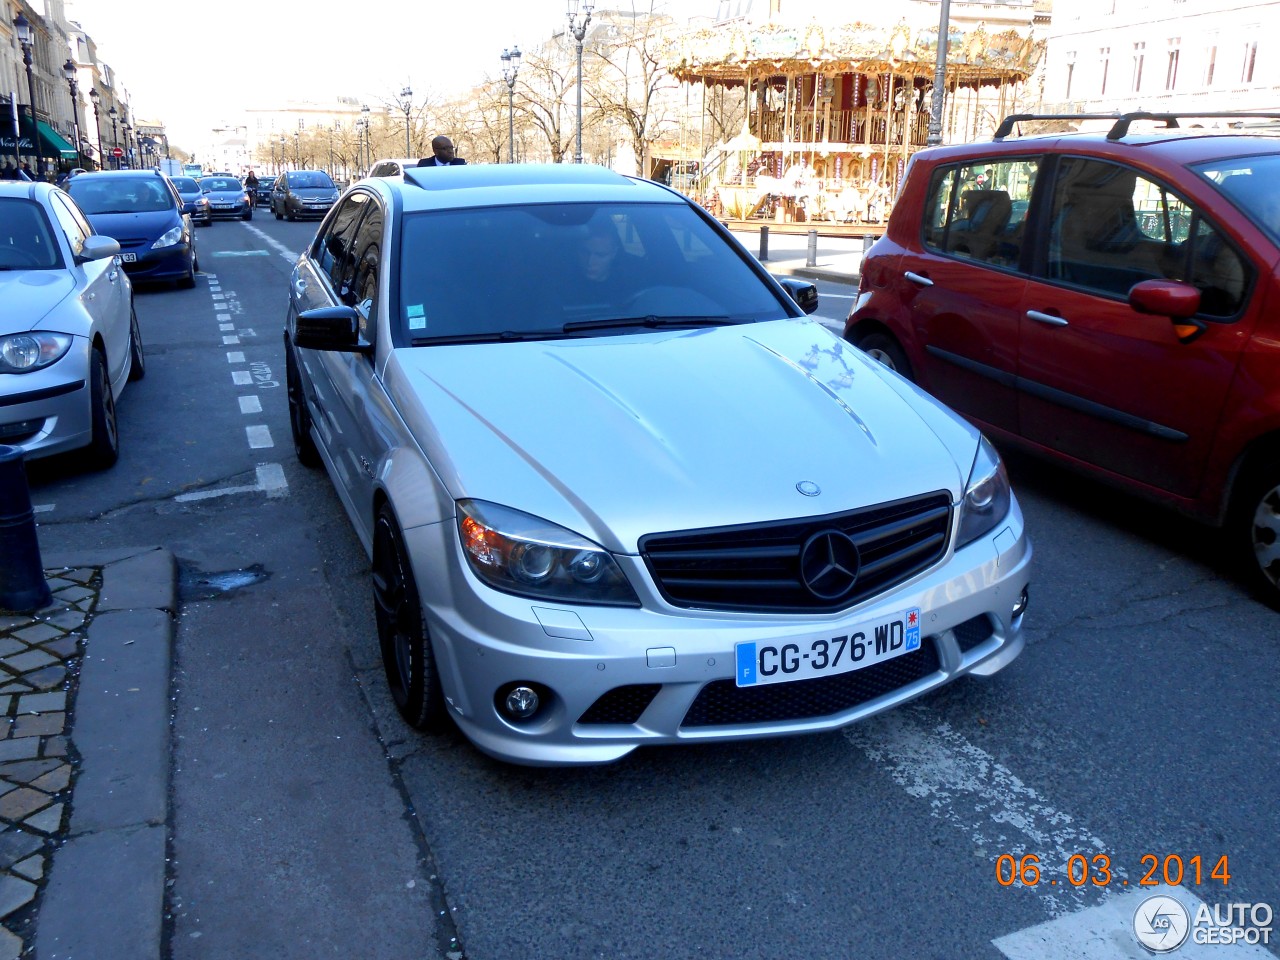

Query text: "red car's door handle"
[1026, 310, 1068, 327]
[905, 271, 933, 287]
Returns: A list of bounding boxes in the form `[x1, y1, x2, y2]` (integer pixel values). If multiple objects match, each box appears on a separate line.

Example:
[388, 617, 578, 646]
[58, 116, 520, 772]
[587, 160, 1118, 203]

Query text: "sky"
[64, 0, 689, 148]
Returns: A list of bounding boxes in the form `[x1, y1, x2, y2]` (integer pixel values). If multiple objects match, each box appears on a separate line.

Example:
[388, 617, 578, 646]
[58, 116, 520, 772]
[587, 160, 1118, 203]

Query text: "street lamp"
[293, 131, 300, 168]
[360, 103, 370, 172]
[88, 88, 104, 170]
[399, 86, 413, 157]
[500, 46, 522, 164]
[108, 105, 119, 169]
[927, 0, 951, 146]
[279, 135, 287, 171]
[566, 1, 594, 164]
[13, 12, 44, 178]
[122, 121, 131, 168]
[62, 60, 84, 171]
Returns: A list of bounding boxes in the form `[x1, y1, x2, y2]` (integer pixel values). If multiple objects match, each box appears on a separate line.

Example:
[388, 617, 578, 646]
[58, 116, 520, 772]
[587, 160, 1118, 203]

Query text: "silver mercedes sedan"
[1, 180, 142, 466]
[285, 165, 1032, 766]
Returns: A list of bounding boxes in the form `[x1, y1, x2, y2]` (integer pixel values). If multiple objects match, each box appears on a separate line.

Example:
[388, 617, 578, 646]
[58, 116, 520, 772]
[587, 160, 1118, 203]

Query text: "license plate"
[735, 607, 921, 687]
[214, 204, 233, 209]
[121, 253, 136, 262]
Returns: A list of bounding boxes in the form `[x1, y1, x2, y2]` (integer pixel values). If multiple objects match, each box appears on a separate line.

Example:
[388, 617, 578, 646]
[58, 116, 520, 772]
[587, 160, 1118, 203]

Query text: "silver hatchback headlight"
[457, 499, 639, 606]
[0, 332, 73, 373]
[955, 436, 1012, 549]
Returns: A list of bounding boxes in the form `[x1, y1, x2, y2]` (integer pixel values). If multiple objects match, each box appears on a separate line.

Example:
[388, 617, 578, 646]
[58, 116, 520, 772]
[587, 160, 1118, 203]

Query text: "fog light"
[502, 684, 540, 720]
[1012, 586, 1029, 619]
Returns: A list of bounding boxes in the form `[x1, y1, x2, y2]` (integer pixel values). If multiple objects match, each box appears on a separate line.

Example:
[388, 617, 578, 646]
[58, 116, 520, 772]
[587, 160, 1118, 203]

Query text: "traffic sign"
[111, 147, 124, 157]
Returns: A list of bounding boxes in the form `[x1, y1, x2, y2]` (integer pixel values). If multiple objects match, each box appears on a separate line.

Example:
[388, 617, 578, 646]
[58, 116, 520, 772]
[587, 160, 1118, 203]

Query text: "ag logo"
[1133, 894, 1191, 953]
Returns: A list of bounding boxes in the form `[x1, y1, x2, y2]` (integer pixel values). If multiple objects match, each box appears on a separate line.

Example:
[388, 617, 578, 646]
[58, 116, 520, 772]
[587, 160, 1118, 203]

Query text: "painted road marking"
[212, 292, 225, 301]
[222, 335, 240, 345]
[232, 371, 252, 386]
[227, 351, 245, 364]
[219, 323, 234, 332]
[238, 396, 262, 415]
[211, 250, 269, 257]
[174, 463, 289, 503]
[240, 222, 300, 264]
[32, 504, 54, 514]
[216, 313, 231, 322]
[993, 883, 1275, 958]
[245, 425, 273, 449]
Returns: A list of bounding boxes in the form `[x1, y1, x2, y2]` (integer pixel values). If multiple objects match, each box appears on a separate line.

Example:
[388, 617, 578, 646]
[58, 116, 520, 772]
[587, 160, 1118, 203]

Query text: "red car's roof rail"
[994, 111, 1280, 142]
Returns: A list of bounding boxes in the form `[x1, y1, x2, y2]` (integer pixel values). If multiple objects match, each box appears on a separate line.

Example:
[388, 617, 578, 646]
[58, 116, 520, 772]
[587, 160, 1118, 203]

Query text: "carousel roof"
[662, 16, 1044, 86]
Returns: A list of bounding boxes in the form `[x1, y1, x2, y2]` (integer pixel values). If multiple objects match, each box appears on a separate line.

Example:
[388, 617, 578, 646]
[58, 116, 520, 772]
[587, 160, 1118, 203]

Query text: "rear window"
[396, 202, 785, 342]
[0, 198, 61, 269]
[923, 158, 1040, 269]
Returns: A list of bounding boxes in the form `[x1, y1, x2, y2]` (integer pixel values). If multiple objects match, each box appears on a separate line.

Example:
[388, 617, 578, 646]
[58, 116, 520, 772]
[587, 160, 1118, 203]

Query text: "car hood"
[0, 271, 77, 332]
[382, 319, 980, 552]
[204, 189, 244, 200]
[83, 210, 179, 240]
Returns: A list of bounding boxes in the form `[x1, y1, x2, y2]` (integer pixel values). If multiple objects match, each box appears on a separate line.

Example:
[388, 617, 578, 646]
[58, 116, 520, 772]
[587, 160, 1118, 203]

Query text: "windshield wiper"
[409, 329, 570, 345]
[562, 314, 734, 332]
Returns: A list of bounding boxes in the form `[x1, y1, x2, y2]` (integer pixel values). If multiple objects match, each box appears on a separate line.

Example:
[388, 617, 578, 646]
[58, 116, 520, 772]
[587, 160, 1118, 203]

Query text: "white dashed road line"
[174, 463, 289, 503]
[239, 221, 301, 264]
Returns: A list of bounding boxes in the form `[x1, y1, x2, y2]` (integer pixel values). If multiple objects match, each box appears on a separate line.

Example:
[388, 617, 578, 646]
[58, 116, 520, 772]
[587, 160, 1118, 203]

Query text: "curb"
[0, 547, 175, 960]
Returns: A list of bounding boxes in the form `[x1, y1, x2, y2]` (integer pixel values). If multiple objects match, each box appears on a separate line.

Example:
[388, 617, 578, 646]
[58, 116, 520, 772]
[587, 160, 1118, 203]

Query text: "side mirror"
[777, 276, 819, 315]
[294, 305, 372, 354]
[1129, 279, 1205, 344]
[78, 235, 120, 262]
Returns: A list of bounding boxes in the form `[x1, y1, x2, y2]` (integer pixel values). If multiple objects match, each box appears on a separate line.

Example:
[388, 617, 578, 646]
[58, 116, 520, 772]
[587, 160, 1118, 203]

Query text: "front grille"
[953, 614, 994, 652]
[578, 684, 661, 725]
[681, 640, 941, 728]
[641, 493, 951, 613]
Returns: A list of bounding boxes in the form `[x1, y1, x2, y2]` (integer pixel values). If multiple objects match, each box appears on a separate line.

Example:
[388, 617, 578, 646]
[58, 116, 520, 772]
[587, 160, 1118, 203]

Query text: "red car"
[846, 111, 1280, 608]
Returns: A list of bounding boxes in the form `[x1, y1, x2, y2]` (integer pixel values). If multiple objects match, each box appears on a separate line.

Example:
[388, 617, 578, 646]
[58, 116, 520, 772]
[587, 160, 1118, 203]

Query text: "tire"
[243, 209, 252, 221]
[178, 250, 197, 289]
[285, 342, 321, 468]
[127, 304, 145, 381]
[273, 202, 282, 221]
[87, 348, 120, 469]
[856, 330, 915, 381]
[372, 505, 448, 731]
[1230, 460, 1280, 611]
[285, 206, 295, 222]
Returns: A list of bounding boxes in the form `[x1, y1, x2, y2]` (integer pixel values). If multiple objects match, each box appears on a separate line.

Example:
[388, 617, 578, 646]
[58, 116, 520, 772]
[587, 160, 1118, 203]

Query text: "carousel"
[662, 5, 1045, 225]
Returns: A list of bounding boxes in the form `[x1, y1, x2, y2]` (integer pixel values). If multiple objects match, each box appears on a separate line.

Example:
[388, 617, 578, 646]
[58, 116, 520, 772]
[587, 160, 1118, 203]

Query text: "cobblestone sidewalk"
[0, 566, 102, 957]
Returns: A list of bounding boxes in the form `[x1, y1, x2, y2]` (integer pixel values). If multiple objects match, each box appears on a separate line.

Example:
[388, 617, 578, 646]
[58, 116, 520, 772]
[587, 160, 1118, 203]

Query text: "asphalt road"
[26, 212, 1280, 960]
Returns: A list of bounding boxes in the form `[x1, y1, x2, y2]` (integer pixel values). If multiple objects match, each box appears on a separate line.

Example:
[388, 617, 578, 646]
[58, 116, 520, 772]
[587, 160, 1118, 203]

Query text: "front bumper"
[288, 199, 335, 219]
[119, 241, 192, 282]
[407, 500, 1033, 766]
[0, 344, 93, 459]
[208, 200, 249, 219]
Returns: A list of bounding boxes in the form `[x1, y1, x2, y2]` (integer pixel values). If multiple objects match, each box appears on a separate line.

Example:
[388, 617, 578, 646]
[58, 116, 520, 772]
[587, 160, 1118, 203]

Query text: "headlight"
[457, 499, 639, 606]
[197, 198, 210, 207]
[152, 225, 184, 249]
[955, 436, 1012, 549]
[0, 332, 73, 373]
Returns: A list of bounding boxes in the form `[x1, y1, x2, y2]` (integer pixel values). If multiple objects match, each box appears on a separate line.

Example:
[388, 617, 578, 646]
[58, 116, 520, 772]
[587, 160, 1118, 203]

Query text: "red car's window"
[923, 158, 1039, 269]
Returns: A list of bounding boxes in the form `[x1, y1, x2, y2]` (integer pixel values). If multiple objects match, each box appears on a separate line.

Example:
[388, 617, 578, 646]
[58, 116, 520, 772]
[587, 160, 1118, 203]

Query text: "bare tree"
[586, 5, 680, 177]
[515, 45, 577, 163]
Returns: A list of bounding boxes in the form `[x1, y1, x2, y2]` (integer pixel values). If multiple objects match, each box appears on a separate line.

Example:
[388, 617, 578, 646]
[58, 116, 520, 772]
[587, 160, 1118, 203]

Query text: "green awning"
[36, 120, 78, 160]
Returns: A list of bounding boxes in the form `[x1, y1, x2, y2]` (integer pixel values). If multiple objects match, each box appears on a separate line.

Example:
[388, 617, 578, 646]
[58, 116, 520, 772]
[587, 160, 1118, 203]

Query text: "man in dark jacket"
[416, 136, 466, 167]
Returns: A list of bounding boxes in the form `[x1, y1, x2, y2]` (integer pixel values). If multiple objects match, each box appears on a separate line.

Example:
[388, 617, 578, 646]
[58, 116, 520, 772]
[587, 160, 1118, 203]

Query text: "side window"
[312, 193, 369, 297]
[349, 203, 384, 343]
[1046, 157, 1249, 316]
[49, 192, 90, 257]
[923, 159, 1039, 268]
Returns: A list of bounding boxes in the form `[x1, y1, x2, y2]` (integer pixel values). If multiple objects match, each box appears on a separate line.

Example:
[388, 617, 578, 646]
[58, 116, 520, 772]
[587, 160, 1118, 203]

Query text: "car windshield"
[396, 202, 786, 343]
[68, 177, 173, 214]
[288, 172, 333, 189]
[0, 198, 60, 270]
[1193, 153, 1280, 246]
[171, 177, 199, 192]
[202, 178, 242, 191]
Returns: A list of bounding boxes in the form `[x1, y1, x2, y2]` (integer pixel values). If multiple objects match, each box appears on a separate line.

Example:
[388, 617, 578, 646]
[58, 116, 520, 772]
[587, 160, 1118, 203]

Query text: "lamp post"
[121, 121, 131, 168]
[13, 12, 43, 178]
[270, 138, 277, 174]
[108, 105, 119, 169]
[926, 0, 951, 146]
[360, 104, 370, 173]
[279, 135, 287, 171]
[566, 0, 593, 164]
[399, 87, 413, 157]
[88, 88, 103, 170]
[62, 60, 83, 171]
[500, 46, 522, 164]
[293, 131, 300, 168]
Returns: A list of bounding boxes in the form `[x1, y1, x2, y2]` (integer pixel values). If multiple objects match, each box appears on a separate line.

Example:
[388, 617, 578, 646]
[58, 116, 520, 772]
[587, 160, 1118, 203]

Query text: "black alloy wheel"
[127, 304, 145, 381]
[284, 342, 321, 467]
[87, 347, 119, 468]
[372, 505, 448, 731]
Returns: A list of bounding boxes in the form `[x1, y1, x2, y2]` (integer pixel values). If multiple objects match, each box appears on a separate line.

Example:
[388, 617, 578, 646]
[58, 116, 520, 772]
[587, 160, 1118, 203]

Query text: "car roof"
[0, 180, 56, 201]
[72, 169, 167, 181]
[387, 164, 681, 212]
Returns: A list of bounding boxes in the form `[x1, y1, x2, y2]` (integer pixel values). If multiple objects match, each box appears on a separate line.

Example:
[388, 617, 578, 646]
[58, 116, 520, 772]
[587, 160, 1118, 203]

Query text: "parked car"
[169, 175, 212, 226]
[271, 170, 340, 221]
[284, 164, 1032, 766]
[846, 110, 1280, 609]
[0, 180, 143, 467]
[198, 175, 252, 221]
[65, 169, 198, 288]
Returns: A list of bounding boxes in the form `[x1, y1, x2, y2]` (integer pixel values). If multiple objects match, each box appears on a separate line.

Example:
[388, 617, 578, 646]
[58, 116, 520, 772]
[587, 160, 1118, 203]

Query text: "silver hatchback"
[284, 165, 1032, 766]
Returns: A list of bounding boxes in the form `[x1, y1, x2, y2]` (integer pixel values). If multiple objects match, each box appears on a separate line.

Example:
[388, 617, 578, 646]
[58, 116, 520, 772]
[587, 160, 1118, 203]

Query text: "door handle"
[905, 271, 933, 287]
[1026, 310, 1068, 327]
